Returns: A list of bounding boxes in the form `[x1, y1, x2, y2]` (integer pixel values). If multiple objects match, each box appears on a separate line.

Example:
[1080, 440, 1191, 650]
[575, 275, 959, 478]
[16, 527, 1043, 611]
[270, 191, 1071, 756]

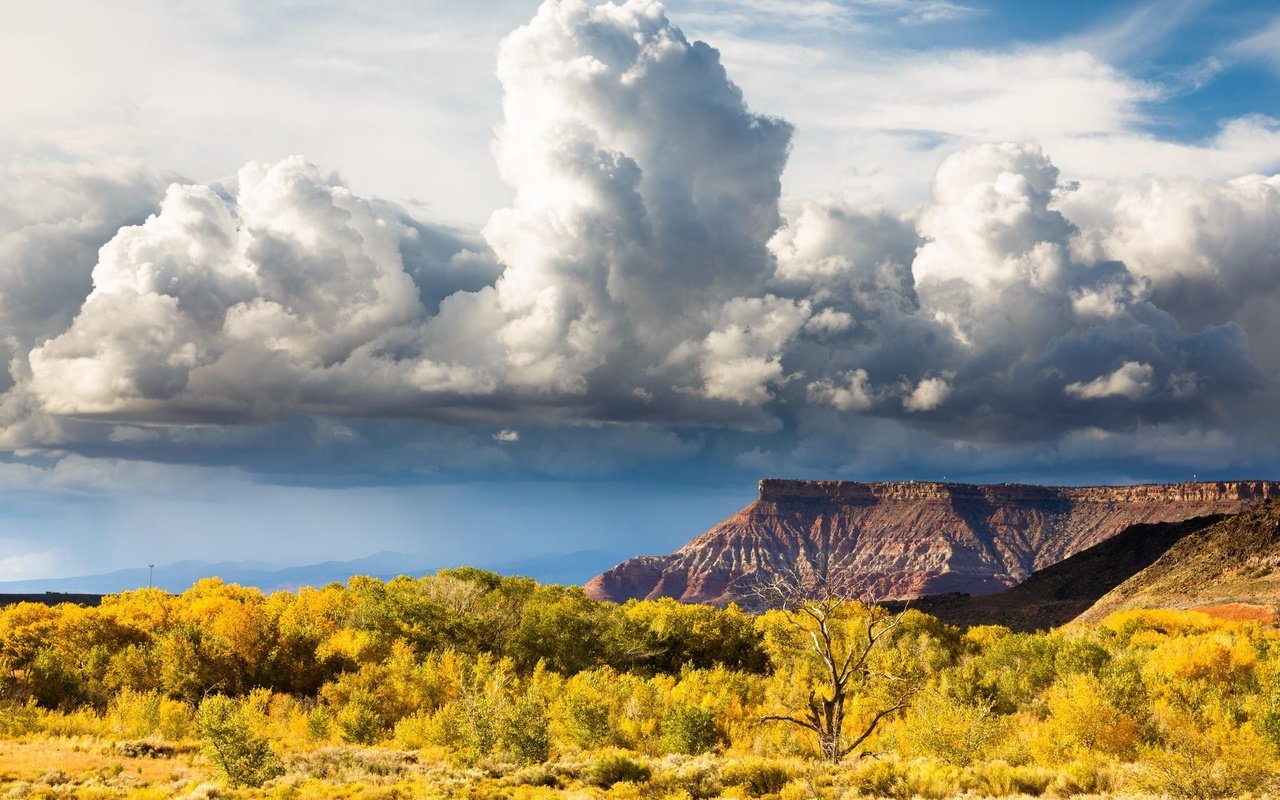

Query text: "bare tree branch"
[753, 567, 920, 763]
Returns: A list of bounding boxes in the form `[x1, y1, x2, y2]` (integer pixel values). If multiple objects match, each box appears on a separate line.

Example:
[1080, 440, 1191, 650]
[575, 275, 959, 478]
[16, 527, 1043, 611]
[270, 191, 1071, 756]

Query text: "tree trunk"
[819, 694, 844, 763]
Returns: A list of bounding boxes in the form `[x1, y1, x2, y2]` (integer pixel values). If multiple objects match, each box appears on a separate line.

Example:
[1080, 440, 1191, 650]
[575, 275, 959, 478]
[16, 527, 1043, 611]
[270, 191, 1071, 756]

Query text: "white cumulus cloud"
[903, 376, 952, 412]
[808, 369, 873, 412]
[25, 157, 496, 422]
[1065, 361, 1155, 400]
[0, 0, 1274, 478]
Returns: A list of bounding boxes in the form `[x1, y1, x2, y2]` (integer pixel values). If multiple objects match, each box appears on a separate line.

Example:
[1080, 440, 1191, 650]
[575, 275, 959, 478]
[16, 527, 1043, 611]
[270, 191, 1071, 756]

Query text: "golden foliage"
[1, 578, 1279, 796]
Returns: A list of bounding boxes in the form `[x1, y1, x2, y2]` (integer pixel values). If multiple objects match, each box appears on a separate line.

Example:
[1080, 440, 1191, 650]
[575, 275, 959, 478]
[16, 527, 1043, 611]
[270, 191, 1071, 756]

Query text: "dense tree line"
[0, 570, 766, 708]
[2, 569, 1280, 797]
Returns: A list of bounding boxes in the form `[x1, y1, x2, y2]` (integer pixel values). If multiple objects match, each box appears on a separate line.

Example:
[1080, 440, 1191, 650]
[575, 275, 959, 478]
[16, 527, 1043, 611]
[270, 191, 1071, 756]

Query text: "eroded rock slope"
[585, 479, 1280, 606]
[1076, 497, 1280, 624]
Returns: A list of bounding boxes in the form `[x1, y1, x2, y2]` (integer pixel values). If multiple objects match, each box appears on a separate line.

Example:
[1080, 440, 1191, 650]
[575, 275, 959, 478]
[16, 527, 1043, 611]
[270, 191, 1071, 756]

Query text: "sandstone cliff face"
[584, 479, 1280, 606]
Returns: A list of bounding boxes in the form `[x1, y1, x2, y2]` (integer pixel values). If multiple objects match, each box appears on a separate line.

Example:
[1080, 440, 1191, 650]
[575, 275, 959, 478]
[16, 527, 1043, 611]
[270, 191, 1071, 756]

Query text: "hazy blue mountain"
[0, 549, 622, 595]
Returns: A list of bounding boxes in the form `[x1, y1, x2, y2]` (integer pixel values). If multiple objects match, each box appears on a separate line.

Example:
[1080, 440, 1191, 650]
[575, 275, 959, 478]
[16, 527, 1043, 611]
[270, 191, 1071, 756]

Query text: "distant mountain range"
[0, 549, 622, 595]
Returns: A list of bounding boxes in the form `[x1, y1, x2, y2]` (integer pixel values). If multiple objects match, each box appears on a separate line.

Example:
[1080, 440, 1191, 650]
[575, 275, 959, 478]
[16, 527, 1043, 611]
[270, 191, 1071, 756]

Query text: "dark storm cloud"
[0, 161, 174, 390]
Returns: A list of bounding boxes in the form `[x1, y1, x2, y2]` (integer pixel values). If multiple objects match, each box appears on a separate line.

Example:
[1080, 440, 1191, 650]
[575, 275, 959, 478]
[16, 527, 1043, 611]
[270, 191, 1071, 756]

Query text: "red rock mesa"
[585, 479, 1280, 607]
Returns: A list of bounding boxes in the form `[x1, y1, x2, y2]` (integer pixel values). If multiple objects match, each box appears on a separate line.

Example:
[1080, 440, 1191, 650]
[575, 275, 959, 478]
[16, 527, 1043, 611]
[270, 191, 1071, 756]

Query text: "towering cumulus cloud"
[908, 143, 1258, 438]
[773, 142, 1261, 443]
[0, 0, 1278, 477]
[480, 0, 803, 417]
[16, 0, 809, 437]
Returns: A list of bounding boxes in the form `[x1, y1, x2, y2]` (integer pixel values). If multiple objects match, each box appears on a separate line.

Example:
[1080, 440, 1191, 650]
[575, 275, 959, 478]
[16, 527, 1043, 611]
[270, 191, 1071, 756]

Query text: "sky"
[2, 0, 1280, 580]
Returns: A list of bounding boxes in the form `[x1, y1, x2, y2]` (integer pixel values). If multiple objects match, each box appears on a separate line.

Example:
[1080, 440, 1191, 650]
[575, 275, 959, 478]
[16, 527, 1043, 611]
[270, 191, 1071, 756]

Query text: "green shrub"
[1054, 637, 1110, 677]
[846, 757, 908, 798]
[158, 698, 195, 741]
[502, 696, 551, 764]
[661, 704, 719, 755]
[967, 760, 1051, 797]
[457, 695, 501, 758]
[1137, 725, 1274, 800]
[306, 706, 332, 742]
[336, 698, 383, 745]
[722, 758, 791, 797]
[665, 759, 723, 799]
[0, 700, 42, 736]
[557, 687, 611, 750]
[116, 739, 176, 758]
[898, 760, 962, 800]
[28, 647, 81, 709]
[422, 705, 465, 748]
[1260, 707, 1280, 748]
[196, 695, 283, 788]
[393, 711, 433, 750]
[107, 688, 162, 738]
[901, 687, 1007, 765]
[588, 753, 652, 788]
[506, 765, 562, 788]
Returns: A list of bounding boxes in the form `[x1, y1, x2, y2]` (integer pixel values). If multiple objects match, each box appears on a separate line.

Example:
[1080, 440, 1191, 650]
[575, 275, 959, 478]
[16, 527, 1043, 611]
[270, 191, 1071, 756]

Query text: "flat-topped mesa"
[1064, 481, 1280, 503]
[757, 478, 1280, 505]
[585, 478, 1280, 608]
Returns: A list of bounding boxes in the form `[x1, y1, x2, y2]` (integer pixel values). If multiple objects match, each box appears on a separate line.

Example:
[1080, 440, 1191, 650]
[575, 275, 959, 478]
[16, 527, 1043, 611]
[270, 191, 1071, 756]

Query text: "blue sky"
[1, 0, 1279, 580]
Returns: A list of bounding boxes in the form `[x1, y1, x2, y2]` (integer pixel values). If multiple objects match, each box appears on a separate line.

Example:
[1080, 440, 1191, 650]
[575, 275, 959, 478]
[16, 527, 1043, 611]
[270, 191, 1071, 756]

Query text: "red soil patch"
[1190, 603, 1278, 624]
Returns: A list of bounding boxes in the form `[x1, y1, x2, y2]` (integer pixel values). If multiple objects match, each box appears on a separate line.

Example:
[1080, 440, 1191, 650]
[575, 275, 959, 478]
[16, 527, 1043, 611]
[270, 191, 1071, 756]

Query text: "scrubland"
[0, 569, 1277, 798]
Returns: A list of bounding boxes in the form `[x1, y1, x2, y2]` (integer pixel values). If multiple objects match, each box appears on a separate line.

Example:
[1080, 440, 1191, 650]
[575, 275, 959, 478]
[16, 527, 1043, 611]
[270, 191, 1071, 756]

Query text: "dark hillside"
[1078, 497, 1280, 623]
[894, 515, 1223, 631]
[0, 592, 101, 608]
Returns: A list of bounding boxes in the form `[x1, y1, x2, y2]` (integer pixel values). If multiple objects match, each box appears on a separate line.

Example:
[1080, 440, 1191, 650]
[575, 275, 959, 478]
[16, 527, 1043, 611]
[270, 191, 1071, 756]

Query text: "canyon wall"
[584, 479, 1280, 607]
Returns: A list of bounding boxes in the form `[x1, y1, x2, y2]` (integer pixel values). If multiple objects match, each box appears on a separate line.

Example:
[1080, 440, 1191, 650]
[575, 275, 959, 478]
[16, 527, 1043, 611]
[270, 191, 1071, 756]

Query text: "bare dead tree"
[752, 567, 919, 763]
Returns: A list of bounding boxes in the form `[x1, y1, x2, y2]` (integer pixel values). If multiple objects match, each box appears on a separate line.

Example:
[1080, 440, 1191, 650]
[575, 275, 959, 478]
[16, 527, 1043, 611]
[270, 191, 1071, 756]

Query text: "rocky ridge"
[897, 515, 1225, 631]
[1075, 497, 1280, 623]
[585, 479, 1280, 607]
